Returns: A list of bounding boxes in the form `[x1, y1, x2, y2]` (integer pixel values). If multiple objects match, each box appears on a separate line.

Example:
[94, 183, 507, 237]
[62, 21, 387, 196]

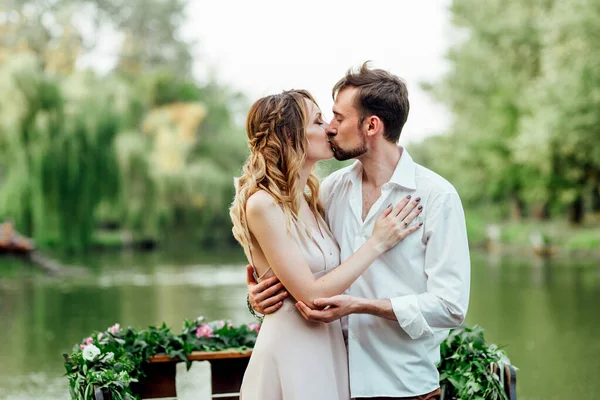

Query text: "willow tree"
[0, 1, 251, 250]
[113, 74, 249, 246]
[0, 55, 125, 250]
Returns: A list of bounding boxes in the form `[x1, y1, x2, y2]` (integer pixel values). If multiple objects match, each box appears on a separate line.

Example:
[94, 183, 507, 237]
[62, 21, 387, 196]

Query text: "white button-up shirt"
[319, 147, 471, 398]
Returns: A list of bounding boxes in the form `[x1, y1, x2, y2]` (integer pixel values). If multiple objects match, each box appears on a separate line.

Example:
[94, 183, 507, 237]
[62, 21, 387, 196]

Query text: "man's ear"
[366, 115, 384, 138]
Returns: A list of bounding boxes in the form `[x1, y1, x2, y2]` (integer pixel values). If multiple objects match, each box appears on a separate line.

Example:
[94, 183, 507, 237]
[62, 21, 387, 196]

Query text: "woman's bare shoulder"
[246, 190, 280, 219]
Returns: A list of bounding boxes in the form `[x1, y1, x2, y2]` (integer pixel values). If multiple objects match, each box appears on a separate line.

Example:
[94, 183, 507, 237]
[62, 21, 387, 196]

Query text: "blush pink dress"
[240, 217, 350, 400]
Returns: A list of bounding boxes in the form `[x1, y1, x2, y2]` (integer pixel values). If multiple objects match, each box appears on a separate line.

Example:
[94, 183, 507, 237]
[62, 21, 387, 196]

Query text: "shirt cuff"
[390, 294, 434, 339]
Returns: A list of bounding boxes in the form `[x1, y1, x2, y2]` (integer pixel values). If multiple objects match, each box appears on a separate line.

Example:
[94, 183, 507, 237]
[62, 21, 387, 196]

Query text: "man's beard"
[330, 129, 367, 161]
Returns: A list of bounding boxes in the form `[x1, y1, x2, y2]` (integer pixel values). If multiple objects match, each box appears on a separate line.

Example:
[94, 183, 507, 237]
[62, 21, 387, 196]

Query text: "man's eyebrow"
[332, 110, 344, 117]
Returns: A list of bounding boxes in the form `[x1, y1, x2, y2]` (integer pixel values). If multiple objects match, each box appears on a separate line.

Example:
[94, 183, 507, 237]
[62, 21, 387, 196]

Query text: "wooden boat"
[0, 221, 35, 254]
[95, 350, 251, 400]
[0, 221, 63, 274]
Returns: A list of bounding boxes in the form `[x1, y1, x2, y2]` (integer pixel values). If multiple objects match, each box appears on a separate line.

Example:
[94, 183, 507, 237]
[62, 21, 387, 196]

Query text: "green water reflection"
[0, 250, 598, 400]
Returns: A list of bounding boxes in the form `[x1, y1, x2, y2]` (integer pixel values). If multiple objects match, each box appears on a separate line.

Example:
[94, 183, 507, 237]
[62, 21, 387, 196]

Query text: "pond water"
[0, 249, 598, 399]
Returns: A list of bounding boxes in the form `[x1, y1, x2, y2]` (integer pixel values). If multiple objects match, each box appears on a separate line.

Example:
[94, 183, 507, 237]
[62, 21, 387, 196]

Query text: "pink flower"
[214, 320, 233, 329]
[97, 332, 103, 341]
[196, 324, 213, 338]
[108, 323, 121, 335]
[247, 323, 261, 333]
[84, 337, 94, 346]
[80, 344, 86, 350]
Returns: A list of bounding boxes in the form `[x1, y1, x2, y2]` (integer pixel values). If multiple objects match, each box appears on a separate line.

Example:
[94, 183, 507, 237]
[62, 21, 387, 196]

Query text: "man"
[247, 62, 470, 400]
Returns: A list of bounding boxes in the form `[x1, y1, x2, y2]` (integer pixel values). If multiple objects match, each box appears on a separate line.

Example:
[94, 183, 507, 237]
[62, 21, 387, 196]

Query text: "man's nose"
[326, 125, 337, 136]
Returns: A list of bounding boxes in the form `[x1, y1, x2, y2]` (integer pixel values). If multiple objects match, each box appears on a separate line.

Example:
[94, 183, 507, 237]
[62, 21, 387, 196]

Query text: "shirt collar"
[389, 146, 417, 190]
[344, 146, 417, 191]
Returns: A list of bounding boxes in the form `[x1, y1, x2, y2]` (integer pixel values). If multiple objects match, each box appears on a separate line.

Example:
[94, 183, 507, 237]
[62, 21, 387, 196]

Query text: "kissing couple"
[230, 62, 471, 400]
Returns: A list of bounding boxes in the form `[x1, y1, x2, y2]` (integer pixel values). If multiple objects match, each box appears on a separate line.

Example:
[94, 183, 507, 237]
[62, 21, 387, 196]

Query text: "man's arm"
[296, 295, 394, 322]
[297, 191, 471, 340]
[246, 264, 288, 315]
[389, 191, 470, 339]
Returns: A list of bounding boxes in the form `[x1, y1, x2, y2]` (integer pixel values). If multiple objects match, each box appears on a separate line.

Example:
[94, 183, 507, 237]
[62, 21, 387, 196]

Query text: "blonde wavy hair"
[230, 89, 324, 257]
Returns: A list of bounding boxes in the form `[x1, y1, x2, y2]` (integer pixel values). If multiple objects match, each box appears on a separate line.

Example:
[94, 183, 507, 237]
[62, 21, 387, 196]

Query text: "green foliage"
[63, 318, 259, 400]
[1, 0, 194, 77]
[142, 71, 203, 107]
[65, 320, 511, 400]
[439, 326, 512, 400]
[0, 56, 124, 251]
[421, 0, 600, 223]
[111, 73, 249, 246]
[0, 50, 249, 251]
[463, 211, 600, 251]
[181, 318, 259, 355]
[0, 0, 251, 250]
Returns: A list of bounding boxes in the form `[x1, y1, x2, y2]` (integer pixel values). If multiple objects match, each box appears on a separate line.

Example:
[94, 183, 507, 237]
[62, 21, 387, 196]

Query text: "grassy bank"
[465, 210, 600, 255]
[94, 214, 600, 256]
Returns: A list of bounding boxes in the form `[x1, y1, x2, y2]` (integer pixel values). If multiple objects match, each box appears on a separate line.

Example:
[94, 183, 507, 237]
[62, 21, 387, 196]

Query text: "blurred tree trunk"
[509, 192, 525, 221]
[568, 194, 585, 225]
[531, 203, 551, 220]
[591, 169, 600, 213]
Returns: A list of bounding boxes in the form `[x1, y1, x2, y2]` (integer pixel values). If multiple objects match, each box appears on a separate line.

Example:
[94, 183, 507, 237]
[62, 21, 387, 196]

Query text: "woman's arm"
[246, 191, 422, 307]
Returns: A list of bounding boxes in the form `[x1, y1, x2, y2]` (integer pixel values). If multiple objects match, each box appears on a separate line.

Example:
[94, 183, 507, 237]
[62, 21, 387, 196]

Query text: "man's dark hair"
[332, 61, 409, 143]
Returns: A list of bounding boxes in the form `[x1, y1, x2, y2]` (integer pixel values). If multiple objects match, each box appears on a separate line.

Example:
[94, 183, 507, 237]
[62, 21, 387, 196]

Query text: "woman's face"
[304, 99, 334, 162]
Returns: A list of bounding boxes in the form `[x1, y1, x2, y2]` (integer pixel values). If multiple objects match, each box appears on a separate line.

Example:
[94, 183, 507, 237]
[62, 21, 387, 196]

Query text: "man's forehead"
[333, 87, 358, 111]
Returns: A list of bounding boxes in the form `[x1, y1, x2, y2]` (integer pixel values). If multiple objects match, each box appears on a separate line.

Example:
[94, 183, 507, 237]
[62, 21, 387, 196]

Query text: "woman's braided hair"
[230, 89, 324, 258]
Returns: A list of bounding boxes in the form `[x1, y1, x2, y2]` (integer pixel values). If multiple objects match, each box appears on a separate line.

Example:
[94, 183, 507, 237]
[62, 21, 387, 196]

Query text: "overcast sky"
[81, 1, 455, 144]
[184, 0, 454, 143]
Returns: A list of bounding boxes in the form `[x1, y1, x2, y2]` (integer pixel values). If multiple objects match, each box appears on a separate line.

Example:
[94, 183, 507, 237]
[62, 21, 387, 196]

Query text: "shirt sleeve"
[389, 191, 471, 340]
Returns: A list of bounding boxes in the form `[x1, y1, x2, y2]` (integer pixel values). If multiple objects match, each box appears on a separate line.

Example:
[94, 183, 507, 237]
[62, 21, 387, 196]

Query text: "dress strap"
[246, 243, 272, 281]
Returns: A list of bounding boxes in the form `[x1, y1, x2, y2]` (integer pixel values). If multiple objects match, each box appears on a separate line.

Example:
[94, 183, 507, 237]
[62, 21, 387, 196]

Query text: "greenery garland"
[63, 317, 260, 400]
[64, 320, 512, 400]
[439, 325, 513, 400]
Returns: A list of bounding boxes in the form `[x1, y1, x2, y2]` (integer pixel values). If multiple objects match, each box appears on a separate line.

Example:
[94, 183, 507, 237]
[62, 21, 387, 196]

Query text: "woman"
[230, 90, 422, 400]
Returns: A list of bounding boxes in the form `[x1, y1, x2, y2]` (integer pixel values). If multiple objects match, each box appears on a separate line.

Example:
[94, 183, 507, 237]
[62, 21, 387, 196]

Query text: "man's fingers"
[249, 275, 280, 296]
[295, 302, 311, 320]
[296, 301, 319, 321]
[296, 302, 333, 322]
[246, 265, 257, 286]
[296, 301, 312, 314]
[253, 281, 284, 303]
[261, 290, 288, 308]
[313, 297, 336, 308]
[257, 275, 280, 290]
[263, 301, 283, 314]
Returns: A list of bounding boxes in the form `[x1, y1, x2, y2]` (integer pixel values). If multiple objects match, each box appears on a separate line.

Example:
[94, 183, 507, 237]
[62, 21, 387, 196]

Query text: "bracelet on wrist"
[246, 293, 264, 324]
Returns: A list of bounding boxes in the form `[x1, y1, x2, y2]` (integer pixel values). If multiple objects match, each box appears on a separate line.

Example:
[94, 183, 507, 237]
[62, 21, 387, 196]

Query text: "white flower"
[82, 344, 101, 361]
[101, 352, 114, 362]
